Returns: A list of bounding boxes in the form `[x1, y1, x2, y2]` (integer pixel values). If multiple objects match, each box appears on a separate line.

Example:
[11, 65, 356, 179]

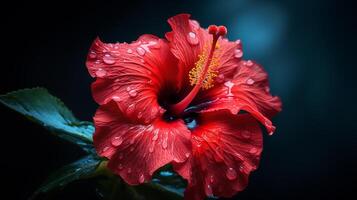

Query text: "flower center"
[170, 25, 227, 116]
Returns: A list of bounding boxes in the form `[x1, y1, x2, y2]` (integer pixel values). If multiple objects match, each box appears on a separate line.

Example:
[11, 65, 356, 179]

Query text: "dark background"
[1, 0, 356, 199]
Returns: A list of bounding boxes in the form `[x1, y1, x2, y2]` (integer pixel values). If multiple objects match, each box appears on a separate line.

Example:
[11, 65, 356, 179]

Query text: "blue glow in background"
[1, 0, 355, 199]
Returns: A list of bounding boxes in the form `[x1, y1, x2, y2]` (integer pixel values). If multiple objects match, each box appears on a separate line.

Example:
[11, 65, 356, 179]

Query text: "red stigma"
[208, 25, 218, 35]
[217, 26, 227, 36]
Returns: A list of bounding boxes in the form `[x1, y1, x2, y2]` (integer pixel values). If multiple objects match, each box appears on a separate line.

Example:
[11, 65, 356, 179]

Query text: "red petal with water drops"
[194, 60, 282, 134]
[165, 14, 241, 90]
[174, 111, 262, 200]
[86, 35, 179, 123]
[93, 101, 191, 185]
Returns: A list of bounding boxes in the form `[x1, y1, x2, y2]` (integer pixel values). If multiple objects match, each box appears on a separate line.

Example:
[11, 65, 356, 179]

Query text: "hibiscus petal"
[166, 14, 241, 90]
[93, 101, 191, 185]
[173, 111, 263, 200]
[194, 60, 282, 134]
[86, 35, 179, 123]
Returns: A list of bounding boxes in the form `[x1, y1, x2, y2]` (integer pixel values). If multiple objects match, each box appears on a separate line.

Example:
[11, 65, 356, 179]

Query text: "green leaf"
[30, 155, 102, 199]
[0, 88, 94, 151]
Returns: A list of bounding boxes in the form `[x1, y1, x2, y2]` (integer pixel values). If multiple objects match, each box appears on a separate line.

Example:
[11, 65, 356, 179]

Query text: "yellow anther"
[189, 43, 220, 90]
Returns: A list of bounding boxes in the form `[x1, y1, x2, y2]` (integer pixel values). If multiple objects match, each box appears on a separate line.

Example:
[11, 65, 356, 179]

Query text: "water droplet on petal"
[210, 175, 214, 183]
[127, 168, 132, 173]
[239, 165, 244, 171]
[136, 47, 146, 56]
[111, 136, 123, 147]
[149, 144, 154, 153]
[130, 147, 135, 152]
[128, 89, 138, 97]
[95, 68, 107, 78]
[224, 81, 235, 97]
[162, 131, 168, 149]
[118, 164, 123, 170]
[234, 49, 243, 58]
[190, 20, 200, 30]
[235, 39, 241, 45]
[103, 54, 116, 64]
[89, 51, 97, 59]
[140, 58, 145, 63]
[246, 60, 253, 66]
[242, 130, 251, 139]
[112, 96, 121, 102]
[102, 146, 110, 153]
[206, 184, 213, 196]
[246, 78, 255, 85]
[137, 111, 143, 119]
[148, 40, 160, 49]
[139, 174, 145, 183]
[226, 168, 237, 180]
[187, 32, 199, 45]
[126, 104, 135, 115]
[249, 147, 258, 154]
[185, 152, 190, 158]
[216, 74, 225, 83]
[130, 138, 135, 144]
[127, 49, 133, 54]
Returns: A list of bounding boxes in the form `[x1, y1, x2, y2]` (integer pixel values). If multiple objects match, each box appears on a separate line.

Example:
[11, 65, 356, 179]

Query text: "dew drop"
[149, 40, 160, 49]
[118, 164, 123, 170]
[162, 132, 168, 149]
[127, 49, 133, 54]
[139, 174, 145, 183]
[103, 54, 116, 65]
[137, 111, 143, 119]
[128, 89, 138, 97]
[102, 146, 110, 153]
[216, 74, 225, 83]
[206, 184, 213, 196]
[95, 68, 107, 78]
[152, 129, 159, 141]
[246, 60, 253, 66]
[111, 136, 123, 147]
[149, 145, 154, 153]
[226, 168, 237, 180]
[185, 152, 191, 158]
[112, 96, 121, 102]
[224, 81, 235, 97]
[210, 175, 214, 183]
[235, 39, 241, 45]
[127, 168, 132, 173]
[140, 58, 145, 63]
[89, 51, 97, 59]
[239, 165, 244, 171]
[249, 147, 258, 154]
[234, 49, 243, 58]
[130, 147, 135, 152]
[190, 20, 200, 30]
[246, 78, 255, 85]
[241, 130, 251, 139]
[136, 47, 146, 56]
[187, 32, 199, 45]
[126, 104, 135, 115]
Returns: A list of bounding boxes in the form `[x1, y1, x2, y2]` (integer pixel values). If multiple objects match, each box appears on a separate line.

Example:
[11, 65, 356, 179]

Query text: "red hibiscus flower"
[86, 14, 281, 200]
